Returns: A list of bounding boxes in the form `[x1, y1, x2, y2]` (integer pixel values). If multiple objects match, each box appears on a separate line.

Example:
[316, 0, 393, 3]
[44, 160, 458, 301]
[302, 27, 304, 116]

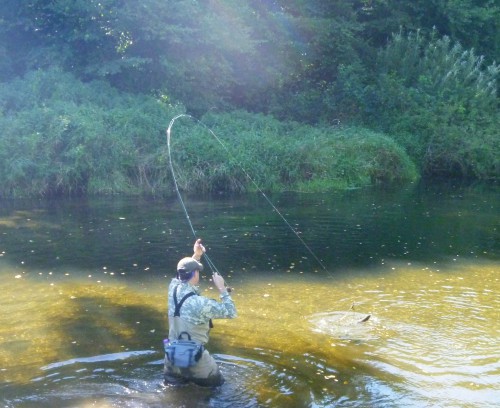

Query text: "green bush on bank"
[362, 30, 499, 180]
[0, 68, 184, 197]
[0, 69, 418, 198]
[176, 111, 418, 193]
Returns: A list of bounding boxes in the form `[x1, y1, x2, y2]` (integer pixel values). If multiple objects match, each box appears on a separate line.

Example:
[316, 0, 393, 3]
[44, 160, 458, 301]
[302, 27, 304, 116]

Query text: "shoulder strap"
[173, 284, 196, 317]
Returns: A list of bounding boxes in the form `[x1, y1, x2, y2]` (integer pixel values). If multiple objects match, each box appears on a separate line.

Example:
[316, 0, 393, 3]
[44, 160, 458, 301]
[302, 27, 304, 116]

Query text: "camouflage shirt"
[167, 278, 237, 326]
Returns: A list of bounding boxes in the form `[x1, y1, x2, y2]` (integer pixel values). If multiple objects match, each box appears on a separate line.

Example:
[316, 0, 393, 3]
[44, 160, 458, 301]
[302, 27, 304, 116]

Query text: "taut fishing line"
[166, 114, 328, 273]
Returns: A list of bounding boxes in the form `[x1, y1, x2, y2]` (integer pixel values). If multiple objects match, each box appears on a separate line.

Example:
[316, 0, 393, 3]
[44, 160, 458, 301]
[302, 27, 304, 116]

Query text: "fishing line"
[166, 114, 328, 272]
[166, 114, 220, 275]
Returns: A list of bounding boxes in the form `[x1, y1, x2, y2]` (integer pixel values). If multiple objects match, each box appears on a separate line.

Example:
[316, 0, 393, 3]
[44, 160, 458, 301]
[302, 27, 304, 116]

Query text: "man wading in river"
[164, 239, 237, 387]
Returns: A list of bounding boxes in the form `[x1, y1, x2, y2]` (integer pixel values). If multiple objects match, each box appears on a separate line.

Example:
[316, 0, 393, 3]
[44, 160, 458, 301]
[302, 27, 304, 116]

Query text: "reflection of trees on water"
[0, 182, 497, 280]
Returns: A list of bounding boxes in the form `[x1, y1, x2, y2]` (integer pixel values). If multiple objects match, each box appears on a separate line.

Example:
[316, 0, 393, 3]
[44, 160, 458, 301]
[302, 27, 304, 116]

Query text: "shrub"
[363, 30, 499, 180]
[0, 68, 184, 197]
[183, 111, 419, 193]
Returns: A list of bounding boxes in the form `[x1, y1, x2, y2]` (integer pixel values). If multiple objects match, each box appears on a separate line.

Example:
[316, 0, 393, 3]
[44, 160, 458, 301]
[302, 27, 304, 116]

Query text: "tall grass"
[176, 111, 418, 193]
[0, 69, 418, 198]
[0, 68, 184, 197]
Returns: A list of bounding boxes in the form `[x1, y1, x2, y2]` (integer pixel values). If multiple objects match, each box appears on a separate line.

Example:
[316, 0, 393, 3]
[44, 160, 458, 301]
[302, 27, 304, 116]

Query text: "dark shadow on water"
[52, 295, 168, 360]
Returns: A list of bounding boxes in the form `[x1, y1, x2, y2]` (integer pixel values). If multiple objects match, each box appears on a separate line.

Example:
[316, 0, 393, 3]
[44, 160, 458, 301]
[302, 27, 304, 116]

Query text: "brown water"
[0, 182, 499, 407]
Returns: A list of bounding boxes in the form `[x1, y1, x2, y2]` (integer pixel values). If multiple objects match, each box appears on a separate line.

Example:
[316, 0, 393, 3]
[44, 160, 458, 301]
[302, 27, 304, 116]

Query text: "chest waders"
[164, 284, 225, 386]
[164, 285, 205, 368]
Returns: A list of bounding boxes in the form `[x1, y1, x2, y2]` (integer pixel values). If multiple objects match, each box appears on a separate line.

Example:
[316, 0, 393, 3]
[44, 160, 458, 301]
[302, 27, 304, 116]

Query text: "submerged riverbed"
[0, 182, 499, 407]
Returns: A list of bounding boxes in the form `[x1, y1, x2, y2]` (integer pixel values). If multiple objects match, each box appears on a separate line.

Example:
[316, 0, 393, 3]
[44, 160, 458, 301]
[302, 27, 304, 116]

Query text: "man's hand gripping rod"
[194, 239, 232, 293]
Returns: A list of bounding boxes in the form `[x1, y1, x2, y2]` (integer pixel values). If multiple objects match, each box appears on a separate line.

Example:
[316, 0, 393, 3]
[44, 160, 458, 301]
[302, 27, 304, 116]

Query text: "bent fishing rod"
[166, 115, 233, 291]
[166, 114, 328, 280]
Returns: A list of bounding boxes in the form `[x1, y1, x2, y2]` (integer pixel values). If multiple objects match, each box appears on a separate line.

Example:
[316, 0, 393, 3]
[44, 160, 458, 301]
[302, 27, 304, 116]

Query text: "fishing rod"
[166, 114, 221, 277]
[166, 114, 328, 275]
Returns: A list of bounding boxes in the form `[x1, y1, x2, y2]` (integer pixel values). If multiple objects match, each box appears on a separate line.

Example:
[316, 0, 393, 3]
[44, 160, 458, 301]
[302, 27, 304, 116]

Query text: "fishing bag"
[164, 331, 204, 368]
[164, 285, 204, 368]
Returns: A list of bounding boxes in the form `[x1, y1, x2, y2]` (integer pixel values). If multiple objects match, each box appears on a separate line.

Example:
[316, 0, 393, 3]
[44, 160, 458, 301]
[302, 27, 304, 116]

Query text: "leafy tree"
[261, 1, 368, 123]
[0, 0, 117, 80]
[415, 0, 500, 64]
[357, 0, 500, 63]
[0, 0, 296, 116]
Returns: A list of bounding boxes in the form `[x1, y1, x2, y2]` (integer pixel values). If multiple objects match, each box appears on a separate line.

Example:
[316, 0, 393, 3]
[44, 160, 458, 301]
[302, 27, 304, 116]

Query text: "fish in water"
[308, 311, 374, 340]
[358, 314, 371, 323]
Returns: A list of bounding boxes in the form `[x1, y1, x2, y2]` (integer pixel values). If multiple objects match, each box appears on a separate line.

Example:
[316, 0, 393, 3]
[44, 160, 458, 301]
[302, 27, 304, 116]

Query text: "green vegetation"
[0, 72, 417, 197]
[0, 1, 498, 197]
[0, 68, 183, 196]
[175, 111, 418, 194]
[362, 31, 499, 179]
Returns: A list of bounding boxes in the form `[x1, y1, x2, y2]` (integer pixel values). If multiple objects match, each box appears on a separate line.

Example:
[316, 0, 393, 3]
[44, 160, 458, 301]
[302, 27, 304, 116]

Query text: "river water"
[0, 181, 498, 408]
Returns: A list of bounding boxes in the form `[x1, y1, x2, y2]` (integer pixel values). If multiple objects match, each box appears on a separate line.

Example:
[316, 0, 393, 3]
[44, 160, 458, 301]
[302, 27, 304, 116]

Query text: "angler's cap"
[177, 257, 203, 281]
